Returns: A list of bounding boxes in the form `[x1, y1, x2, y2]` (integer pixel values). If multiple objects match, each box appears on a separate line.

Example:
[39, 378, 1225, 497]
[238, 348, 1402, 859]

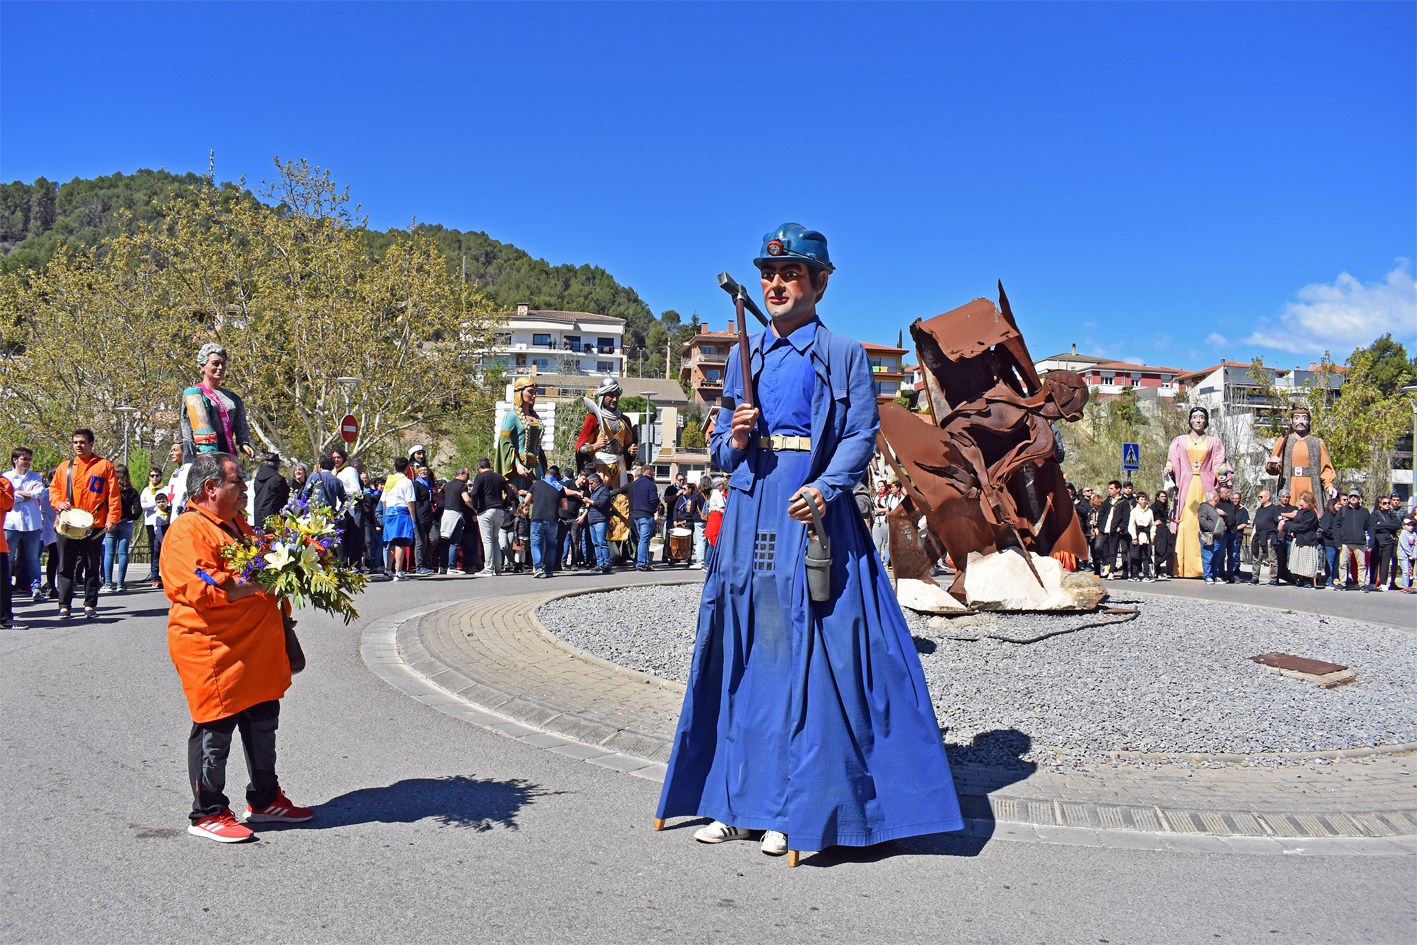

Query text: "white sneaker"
[694, 821, 754, 844]
[449, 568, 466, 575]
[761, 830, 788, 856]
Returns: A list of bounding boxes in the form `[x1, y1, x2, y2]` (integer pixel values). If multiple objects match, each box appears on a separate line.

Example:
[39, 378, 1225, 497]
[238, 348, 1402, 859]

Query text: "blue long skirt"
[655, 450, 962, 850]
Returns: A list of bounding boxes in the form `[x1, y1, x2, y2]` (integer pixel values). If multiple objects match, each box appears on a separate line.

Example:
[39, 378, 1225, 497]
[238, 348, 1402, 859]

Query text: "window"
[597, 337, 615, 353]
[1162, 379, 1172, 388]
[596, 361, 615, 373]
[875, 381, 898, 397]
[531, 357, 550, 371]
[655, 465, 671, 479]
[702, 345, 717, 355]
[493, 332, 512, 346]
[533, 333, 552, 347]
[564, 335, 581, 352]
[482, 357, 509, 371]
[1100, 373, 1114, 384]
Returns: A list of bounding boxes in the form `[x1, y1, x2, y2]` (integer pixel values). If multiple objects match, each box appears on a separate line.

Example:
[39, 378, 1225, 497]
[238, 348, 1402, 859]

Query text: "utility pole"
[666, 337, 672, 380]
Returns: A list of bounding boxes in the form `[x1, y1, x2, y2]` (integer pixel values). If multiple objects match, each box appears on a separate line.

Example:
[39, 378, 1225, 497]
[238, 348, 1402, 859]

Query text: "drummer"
[49, 429, 121, 620]
[671, 480, 701, 566]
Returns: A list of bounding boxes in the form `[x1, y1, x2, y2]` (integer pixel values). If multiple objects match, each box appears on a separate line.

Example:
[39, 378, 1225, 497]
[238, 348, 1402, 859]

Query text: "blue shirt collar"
[767, 316, 820, 354]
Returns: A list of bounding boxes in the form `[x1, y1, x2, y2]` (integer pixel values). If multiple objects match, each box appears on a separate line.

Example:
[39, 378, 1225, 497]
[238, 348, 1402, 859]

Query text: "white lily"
[298, 544, 321, 574]
[264, 543, 295, 570]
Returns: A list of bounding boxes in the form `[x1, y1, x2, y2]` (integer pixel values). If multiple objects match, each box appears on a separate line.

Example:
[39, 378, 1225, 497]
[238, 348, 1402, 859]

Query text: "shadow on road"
[306, 775, 556, 831]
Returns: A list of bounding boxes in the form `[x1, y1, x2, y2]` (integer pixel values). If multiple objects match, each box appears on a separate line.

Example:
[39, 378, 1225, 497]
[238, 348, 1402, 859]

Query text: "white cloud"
[1124, 356, 1145, 365]
[1243, 261, 1417, 355]
[1206, 332, 1229, 347]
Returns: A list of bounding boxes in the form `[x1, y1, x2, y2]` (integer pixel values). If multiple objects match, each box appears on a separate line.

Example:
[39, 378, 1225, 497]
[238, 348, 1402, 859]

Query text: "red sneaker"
[188, 809, 255, 843]
[244, 789, 314, 823]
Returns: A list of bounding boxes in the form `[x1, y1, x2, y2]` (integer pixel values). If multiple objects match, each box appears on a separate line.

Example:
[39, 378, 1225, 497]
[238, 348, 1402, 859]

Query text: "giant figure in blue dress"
[654, 224, 963, 864]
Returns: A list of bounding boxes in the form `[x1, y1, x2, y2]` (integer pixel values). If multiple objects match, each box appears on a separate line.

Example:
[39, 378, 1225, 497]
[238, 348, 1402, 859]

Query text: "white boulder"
[963, 549, 1105, 611]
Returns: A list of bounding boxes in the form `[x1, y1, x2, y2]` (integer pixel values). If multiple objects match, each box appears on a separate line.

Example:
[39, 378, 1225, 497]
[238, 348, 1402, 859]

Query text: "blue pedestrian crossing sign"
[1121, 443, 1140, 471]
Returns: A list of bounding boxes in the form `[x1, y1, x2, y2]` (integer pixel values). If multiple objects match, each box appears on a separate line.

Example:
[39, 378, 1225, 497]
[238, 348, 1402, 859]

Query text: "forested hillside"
[0, 169, 222, 273]
[2, 169, 685, 375]
[364, 224, 661, 352]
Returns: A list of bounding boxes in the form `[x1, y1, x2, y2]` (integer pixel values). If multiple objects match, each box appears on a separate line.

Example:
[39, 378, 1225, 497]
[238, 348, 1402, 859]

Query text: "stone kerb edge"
[534, 582, 1417, 767]
[363, 598, 1416, 854]
[526, 581, 697, 695]
[1119, 587, 1416, 636]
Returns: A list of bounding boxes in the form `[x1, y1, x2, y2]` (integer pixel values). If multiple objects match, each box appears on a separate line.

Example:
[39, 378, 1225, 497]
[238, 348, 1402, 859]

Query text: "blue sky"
[3, 1, 1413, 372]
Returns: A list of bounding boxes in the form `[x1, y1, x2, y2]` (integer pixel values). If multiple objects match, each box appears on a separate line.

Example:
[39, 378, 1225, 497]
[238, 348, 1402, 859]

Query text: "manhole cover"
[1249, 652, 1357, 688]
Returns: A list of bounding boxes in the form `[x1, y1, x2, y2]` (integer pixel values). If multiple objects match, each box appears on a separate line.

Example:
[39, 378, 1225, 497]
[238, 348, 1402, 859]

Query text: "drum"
[669, 527, 692, 560]
[56, 507, 95, 540]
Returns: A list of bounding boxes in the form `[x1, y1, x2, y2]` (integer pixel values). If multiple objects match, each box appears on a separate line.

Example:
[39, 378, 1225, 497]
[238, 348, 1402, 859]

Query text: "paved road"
[1116, 575, 1416, 631]
[2, 573, 1413, 944]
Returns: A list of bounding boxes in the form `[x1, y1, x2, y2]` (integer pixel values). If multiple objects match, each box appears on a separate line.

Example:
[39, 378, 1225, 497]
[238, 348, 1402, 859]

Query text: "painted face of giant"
[759, 258, 824, 322]
[1292, 411, 1311, 436]
[1189, 409, 1208, 434]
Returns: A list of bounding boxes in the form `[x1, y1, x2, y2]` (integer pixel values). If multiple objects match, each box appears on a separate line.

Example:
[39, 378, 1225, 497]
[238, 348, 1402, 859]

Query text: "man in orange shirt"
[49, 428, 121, 619]
[161, 451, 313, 843]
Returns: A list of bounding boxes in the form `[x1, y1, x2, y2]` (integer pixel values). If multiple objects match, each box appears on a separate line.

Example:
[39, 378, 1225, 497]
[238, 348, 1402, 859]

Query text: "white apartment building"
[485, 304, 627, 377]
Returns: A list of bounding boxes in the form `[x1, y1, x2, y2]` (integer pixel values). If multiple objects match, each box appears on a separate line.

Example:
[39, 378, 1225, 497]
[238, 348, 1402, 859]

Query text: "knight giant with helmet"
[576, 376, 639, 547]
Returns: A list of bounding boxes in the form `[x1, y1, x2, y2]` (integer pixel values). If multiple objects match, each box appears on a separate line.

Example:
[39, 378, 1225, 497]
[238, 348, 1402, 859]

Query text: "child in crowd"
[1399, 517, 1416, 592]
[149, 492, 171, 589]
[1127, 492, 1156, 582]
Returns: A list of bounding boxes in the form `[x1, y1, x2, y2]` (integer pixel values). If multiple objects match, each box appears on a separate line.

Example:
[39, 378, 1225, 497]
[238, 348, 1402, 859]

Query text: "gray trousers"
[478, 508, 506, 573]
[188, 699, 280, 822]
[871, 518, 891, 564]
[1253, 541, 1279, 581]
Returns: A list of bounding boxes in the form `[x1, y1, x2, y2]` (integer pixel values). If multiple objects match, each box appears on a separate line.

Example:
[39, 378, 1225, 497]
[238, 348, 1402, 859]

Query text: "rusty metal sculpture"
[878, 283, 1090, 604]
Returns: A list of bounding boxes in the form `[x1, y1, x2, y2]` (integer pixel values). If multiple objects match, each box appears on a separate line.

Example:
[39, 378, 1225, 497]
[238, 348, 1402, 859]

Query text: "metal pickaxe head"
[716, 272, 769, 326]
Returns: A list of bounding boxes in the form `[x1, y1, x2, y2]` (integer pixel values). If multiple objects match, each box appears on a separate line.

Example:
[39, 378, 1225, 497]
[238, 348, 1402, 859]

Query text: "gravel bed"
[537, 584, 1417, 768]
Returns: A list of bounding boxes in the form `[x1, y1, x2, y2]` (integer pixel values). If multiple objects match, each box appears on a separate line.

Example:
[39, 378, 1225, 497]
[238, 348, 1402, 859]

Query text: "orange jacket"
[161, 503, 291, 723]
[0, 478, 11, 554]
[49, 454, 121, 528]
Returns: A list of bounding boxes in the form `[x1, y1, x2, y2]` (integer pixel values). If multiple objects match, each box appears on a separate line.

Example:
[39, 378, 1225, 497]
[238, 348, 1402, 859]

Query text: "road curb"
[363, 590, 1417, 855]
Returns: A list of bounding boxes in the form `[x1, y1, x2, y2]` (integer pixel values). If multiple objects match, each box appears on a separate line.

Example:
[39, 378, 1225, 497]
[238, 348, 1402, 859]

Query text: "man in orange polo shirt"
[49, 428, 121, 619]
[161, 451, 313, 843]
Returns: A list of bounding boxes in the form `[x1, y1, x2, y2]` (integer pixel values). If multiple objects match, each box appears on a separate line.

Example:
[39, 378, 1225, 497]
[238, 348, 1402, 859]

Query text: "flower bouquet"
[1215, 462, 1235, 487]
[221, 495, 369, 624]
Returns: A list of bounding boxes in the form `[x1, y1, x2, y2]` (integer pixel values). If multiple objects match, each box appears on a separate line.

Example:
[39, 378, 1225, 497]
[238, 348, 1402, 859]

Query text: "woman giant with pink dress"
[1163, 406, 1230, 579]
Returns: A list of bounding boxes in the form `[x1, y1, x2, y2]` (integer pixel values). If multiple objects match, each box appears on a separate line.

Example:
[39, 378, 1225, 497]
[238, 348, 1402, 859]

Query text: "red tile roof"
[1087, 361, 1186, 374]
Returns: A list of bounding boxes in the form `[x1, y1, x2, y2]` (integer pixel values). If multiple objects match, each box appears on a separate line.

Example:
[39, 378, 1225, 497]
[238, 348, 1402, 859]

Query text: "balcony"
[497, 339, 622, 356]
[698, 377, 724, 389]
[696, 352, 727, 363]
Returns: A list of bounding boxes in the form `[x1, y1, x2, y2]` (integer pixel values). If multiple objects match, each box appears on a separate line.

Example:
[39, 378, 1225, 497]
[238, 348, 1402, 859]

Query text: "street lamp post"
[336, 376, 362, 415]
[336, 377, 361, 452]
[640, 391, 657, 468]
[114, 406, 139, 467]
[1402, 385, 1417, 511]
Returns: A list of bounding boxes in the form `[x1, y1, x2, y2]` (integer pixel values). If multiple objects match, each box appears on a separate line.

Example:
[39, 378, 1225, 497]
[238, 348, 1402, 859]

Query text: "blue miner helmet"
[754, 223, 835, 273]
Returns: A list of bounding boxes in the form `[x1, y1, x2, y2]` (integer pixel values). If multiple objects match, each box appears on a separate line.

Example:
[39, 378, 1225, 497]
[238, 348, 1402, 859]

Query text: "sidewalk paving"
[376, 583, 1417, 853]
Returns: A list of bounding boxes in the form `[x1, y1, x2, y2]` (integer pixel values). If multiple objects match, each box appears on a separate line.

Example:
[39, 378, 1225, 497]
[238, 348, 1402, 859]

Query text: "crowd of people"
[1070, 479, 1416, 592]
[0, 434, 733, 630]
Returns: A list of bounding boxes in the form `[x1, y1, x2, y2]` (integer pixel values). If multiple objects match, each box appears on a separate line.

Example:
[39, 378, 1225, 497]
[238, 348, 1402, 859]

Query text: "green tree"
[0, 159, 499, 470]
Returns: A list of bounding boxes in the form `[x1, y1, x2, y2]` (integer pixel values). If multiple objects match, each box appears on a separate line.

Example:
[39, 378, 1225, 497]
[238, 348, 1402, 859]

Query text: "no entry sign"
[340, 414, 359, 444]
